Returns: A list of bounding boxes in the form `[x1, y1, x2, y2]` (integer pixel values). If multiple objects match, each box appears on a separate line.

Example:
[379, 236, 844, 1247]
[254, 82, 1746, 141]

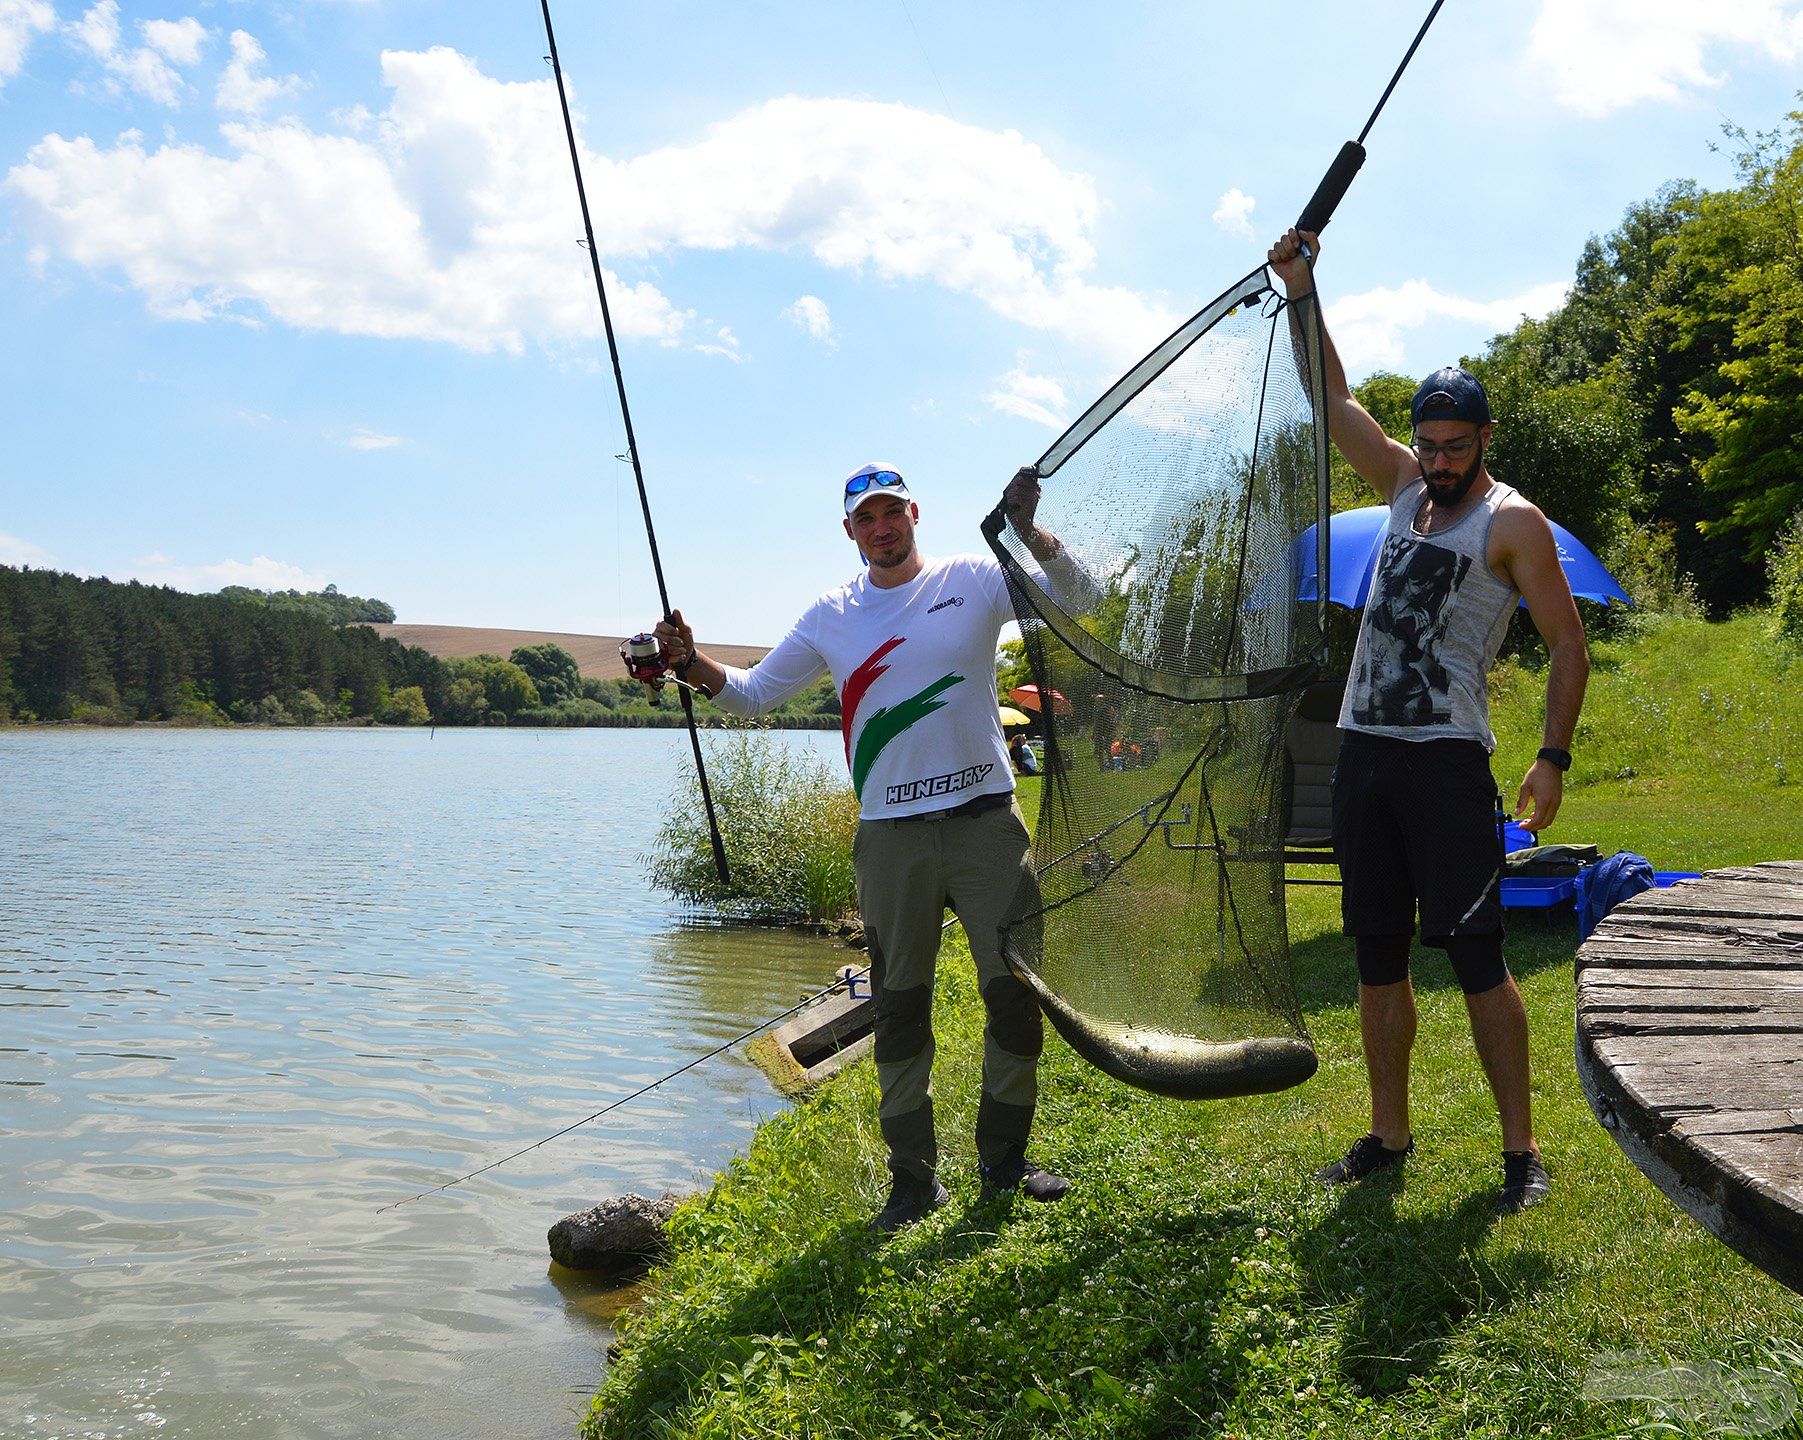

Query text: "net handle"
[1292, 0, 1444, 236]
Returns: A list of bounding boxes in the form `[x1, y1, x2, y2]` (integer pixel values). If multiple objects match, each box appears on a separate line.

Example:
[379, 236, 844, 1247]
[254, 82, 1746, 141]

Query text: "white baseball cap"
[843, 464, 912, 516]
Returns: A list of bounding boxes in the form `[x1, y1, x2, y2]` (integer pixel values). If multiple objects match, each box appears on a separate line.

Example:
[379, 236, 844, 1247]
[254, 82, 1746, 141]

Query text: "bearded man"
[1269, 226, 1591, 1214]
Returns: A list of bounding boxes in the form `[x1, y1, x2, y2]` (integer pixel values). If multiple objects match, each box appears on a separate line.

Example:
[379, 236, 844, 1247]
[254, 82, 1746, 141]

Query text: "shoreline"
[0, 715, 841, 732]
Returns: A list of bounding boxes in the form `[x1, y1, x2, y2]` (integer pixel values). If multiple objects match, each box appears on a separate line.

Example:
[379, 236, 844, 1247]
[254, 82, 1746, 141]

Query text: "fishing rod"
[1295, 0, 1445, 243]
[379, 904, 991, 1210]
[377, 961, 873, 1212]
[538, 0, 730, 886]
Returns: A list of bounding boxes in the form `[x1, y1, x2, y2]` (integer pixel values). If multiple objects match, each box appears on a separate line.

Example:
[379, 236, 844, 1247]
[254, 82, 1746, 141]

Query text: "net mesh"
[986, 268, 1330, 1099]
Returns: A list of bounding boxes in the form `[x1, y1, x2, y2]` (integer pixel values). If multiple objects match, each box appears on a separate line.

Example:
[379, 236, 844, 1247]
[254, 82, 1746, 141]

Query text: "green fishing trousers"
[854, 796, 1045, 1183]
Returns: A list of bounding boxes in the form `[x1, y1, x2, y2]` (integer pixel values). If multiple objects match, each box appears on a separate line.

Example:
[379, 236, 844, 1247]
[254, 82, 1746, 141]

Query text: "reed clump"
[648, 729, 859, 925]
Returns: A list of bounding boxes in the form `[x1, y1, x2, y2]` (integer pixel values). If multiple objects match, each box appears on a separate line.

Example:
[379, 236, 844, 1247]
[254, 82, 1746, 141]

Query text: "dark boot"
[1314, 1133, 1413, 1187]
[872, 1172, 950, 1234]
[979, 1145, 1070, 1202]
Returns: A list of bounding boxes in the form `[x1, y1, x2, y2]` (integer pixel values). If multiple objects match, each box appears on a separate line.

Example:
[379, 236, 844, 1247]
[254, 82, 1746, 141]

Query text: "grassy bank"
[585, 612, 1803, 1440]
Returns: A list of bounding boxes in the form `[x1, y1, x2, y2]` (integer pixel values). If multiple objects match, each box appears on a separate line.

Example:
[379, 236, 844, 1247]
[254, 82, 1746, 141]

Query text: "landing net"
[985, 269, 1330, 1099]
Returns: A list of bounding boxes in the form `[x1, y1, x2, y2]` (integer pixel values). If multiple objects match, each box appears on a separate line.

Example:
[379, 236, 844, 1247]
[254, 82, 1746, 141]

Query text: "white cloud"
[1530, 0, 1803, 116]
[347, 427, 401, 450]
[0, 530, 55, 566]
[215, 29, 298, 117]
[130, 551, 328, 592]
[985, 362, 1068, 431]
[0, 0, 57, 93]
[1327, 278, 1571, 373]
[601, 94, 1175, 362]
[1211, 187, 1256, 242]
[8, 51, 1175, 363]
[67, 1, 208, 108]
[68, 0, 117, 60]
[68, 0, 113, 55]
[693, 323, 741, 361]
[784, 293, 834, 345]
[141, 15, 204, 66]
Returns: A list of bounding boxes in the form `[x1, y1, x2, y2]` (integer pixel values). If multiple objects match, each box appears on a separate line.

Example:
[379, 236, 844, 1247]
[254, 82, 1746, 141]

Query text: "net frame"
[983, 263, 1333, 1101]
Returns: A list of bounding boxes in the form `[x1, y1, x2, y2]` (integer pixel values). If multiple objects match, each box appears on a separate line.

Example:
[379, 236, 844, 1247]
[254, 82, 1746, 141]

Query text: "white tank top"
[1339, 479, 1520, 752]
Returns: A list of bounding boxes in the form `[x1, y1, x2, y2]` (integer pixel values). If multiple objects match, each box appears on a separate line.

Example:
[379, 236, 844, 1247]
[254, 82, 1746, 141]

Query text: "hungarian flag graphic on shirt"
[839, 637, 964, 799]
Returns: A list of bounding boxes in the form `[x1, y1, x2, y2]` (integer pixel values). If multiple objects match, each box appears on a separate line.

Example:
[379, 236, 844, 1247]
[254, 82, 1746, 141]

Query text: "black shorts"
[1331, 730, 1505, 949]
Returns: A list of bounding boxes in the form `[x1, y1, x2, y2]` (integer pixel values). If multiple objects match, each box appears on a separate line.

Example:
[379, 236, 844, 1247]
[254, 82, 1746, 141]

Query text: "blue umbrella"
[1294, 505, 1631, 609]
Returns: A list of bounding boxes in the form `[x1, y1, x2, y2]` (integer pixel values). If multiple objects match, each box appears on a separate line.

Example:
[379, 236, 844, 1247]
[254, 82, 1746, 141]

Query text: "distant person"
[1269, 226, 1590, 1215]
[1091, 692, 1115, 770]
[653, 464, 1095, 1232]
[1008, 731, 1040, 776]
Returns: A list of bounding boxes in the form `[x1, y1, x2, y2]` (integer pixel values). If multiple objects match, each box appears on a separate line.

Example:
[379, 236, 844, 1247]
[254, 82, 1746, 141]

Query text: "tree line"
[1340, 104, 1803, 616]
[0, 567, 839, 728]
[216, 583, 396, 626]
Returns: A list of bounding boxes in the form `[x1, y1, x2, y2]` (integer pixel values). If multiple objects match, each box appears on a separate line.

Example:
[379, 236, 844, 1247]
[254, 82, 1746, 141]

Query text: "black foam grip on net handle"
[1295, 141, 1367, 234]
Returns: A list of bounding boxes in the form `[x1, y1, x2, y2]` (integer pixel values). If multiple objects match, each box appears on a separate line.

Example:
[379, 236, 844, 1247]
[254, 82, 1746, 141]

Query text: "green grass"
[584, 612, 1803, 1440]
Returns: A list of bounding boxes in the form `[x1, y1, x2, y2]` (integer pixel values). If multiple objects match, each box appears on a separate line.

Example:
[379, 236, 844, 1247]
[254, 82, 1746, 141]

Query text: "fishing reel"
[620, 631, 712, 698]
[620, 632, 668, 686]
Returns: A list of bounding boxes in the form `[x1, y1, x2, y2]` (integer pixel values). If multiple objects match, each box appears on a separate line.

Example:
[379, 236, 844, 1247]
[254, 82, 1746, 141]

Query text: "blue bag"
[1575, 851, 1657, 941]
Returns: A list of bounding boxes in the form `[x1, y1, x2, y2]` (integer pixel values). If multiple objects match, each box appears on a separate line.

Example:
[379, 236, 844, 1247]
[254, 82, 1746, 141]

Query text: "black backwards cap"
[1410, 367, 1492, 427]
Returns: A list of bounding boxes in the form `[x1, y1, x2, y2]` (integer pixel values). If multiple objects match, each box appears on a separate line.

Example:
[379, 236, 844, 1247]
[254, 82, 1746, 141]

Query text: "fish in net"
[983, 272, 1331, 1099]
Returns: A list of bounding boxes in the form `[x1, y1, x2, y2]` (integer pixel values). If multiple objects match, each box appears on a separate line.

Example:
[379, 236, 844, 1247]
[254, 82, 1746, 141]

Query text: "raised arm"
[1001, 465, 1103, 612]
[1268, 227, 1419, 505]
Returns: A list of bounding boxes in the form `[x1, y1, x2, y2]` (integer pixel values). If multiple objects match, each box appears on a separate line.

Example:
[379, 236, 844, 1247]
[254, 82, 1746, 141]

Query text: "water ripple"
[0, 728, 846, 1439]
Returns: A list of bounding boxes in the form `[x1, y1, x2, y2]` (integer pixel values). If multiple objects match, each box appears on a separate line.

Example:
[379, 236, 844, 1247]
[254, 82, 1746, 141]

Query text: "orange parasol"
[1007, 685, 1072, 716]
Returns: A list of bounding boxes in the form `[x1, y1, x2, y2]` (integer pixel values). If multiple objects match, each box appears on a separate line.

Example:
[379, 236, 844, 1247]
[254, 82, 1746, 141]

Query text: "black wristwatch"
[673, 653, 713, 700]
[1537, 746, 1572, 772]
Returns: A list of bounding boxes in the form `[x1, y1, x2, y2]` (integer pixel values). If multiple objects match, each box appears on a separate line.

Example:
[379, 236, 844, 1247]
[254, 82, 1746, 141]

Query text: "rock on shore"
[548, 1193, 682, 1277]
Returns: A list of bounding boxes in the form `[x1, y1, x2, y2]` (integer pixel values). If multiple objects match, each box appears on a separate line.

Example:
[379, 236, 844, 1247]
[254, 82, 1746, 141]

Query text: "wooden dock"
[1575, 861, 1803, 1294]
[747, 979, 876, 1098]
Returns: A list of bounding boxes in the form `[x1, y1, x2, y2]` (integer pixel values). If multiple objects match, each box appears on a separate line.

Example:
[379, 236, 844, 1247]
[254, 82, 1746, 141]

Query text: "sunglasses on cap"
[844, 470, 905, 497]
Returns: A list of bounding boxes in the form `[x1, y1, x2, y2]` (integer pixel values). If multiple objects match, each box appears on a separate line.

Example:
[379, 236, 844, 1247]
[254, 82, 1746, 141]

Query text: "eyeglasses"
[845, 470, 905, 497]
[1411, 436, 1480, 461]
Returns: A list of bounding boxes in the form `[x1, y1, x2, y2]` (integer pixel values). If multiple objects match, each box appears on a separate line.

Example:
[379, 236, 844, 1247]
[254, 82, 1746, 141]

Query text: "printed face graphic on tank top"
[1351, 532, 1473, 727]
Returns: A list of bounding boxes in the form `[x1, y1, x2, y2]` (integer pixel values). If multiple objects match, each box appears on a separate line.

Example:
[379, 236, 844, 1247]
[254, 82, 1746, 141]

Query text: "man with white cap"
[656, 464, 1092, 1232]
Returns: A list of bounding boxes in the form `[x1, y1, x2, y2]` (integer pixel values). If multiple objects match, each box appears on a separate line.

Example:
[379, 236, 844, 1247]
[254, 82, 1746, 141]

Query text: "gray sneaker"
[1315, 1133, 1413, 1187]
[1497, 1150, 1550, 1214]
[872, 1174, 950, 1233]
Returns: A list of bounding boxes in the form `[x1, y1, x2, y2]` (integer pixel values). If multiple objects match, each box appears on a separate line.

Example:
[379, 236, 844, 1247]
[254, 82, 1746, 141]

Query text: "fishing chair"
[1278, 677, 1345, 884]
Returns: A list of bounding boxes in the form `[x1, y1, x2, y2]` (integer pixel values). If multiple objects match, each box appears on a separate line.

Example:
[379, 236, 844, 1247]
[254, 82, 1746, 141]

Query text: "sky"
[1, 1, 1801, 646]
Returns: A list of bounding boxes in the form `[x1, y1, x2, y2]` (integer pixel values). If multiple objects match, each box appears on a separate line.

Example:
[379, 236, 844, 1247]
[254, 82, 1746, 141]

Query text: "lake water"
[0, 727, 847, 1440]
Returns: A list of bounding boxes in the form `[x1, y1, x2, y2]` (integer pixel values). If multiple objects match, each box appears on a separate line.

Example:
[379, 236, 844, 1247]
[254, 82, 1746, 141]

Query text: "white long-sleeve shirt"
[716, 549, 1093, 819]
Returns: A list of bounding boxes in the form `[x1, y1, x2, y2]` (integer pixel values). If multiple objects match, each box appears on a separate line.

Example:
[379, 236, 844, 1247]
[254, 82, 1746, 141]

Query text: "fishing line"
[538, 0, 730, 885]
[377, 962, 871, 1213]
[378, 914, 974, 1210]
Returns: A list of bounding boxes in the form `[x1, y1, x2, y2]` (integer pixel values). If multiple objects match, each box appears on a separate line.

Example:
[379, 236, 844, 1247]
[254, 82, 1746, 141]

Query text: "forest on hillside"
[0, 569, 838, 728]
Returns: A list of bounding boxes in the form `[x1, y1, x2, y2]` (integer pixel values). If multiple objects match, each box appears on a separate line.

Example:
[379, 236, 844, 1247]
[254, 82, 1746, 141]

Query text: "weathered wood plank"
[1576, 924, 1803, 964]
[1581, 927, 1803, 948]
[1591, 1032, 1803, 1067]
[1688, 1130, 1803, 1198]
[1576, 862, 1803, 1294]
[1628, 895, 1803, 922]
[1673, 1108, 1803, 1137]
[1586, 1019, 1803, 1041]
[1582, 989, 1803, 1026]
[1582, 969, 1803, 991]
